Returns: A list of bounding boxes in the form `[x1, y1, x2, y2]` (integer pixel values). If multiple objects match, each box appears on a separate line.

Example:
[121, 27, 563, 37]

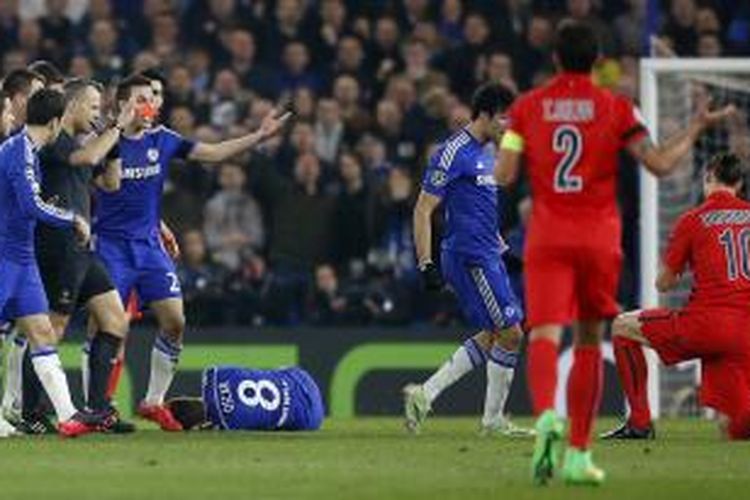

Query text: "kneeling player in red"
[606, 153, 750, 441]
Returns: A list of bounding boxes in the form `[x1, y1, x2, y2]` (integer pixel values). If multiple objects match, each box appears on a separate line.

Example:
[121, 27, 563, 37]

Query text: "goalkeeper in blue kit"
[167, 366, 324, 431]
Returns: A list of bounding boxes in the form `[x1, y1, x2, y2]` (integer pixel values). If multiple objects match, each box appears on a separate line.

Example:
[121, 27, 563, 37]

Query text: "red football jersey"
[664, 191, 750, 310]
[505, 73, 647, 249]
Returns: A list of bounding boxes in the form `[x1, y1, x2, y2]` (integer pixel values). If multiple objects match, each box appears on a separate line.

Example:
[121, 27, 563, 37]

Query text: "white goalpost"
[639, 58, 750, 418]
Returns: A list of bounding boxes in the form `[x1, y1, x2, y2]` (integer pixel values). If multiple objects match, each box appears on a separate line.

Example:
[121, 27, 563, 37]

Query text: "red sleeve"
[615, 96, 648, 148]
[663, 213, 696, 275]
[506, 97, 526, 138]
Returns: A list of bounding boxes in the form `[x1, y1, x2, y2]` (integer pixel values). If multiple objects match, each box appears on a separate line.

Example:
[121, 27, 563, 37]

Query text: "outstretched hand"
[694, 97, 737, 130]
[257, 108, 293, 142]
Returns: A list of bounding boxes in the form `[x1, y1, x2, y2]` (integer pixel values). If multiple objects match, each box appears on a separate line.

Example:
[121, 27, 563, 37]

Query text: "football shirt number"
[718, 227, 750, 280]
[237, 379, 281, 411]
[553, 125, 583, 193]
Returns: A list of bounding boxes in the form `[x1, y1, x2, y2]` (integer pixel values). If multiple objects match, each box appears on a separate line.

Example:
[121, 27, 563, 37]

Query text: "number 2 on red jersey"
[553, 125, 583, 193]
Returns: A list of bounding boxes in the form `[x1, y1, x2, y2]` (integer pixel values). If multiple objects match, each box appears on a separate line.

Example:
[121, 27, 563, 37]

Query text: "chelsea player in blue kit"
[404, 84, 531, 436]
[92, 74, 290, 430]
[165, 366, 324, 432]
[0, 89, 100, 437]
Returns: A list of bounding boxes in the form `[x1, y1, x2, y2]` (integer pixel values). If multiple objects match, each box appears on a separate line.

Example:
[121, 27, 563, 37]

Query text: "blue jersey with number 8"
[203, 366, 324, 431]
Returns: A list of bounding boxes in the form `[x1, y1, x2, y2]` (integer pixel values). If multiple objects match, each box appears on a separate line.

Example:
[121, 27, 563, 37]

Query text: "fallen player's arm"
[188, 109, 292, 164]
[413, 190, 441, 267]
[95, 158, 122, 192]
[496, 131, 523, 187]
[628, 105, 736, 178]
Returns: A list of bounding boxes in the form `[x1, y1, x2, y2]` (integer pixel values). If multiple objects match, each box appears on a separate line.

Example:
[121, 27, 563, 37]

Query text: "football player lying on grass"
[167, 365, 324, 431]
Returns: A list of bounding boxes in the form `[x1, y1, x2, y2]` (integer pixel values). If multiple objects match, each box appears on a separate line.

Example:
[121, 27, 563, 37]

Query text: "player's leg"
[601, 310, 656, 439]
[138, 297, 185, 431]
[1, 325, 26, 425]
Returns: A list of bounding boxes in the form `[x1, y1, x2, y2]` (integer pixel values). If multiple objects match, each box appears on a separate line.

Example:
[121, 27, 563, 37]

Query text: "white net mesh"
[649, 64, 750, 416]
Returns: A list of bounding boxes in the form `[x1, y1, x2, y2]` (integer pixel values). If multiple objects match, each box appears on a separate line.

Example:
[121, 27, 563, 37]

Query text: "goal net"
[640, 58, 750, 418]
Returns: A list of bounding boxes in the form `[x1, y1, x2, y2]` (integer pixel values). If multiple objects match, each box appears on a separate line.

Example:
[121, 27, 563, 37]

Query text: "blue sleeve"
[421, 145, 462, 198]
[10, 148, 74, 228]
[160, 127, 196, 161]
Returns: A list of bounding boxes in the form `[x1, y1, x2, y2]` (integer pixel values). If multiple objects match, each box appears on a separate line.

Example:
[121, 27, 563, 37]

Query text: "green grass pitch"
[1, 418, 748, 499]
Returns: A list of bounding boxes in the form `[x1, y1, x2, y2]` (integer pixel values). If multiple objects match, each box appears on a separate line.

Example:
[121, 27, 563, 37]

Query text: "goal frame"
[639, 58, 750, 418]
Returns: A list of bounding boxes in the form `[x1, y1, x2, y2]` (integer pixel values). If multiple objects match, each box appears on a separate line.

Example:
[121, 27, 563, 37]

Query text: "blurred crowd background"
[1, 0, 749, 327]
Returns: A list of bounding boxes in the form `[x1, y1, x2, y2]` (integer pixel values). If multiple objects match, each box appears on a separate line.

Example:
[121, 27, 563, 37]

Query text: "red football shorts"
[524, 245, 622, 327]
[639, 307, 750, 417]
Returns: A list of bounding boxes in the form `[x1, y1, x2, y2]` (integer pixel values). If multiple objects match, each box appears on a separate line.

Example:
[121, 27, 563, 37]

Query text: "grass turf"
[0, 418, 748, 499]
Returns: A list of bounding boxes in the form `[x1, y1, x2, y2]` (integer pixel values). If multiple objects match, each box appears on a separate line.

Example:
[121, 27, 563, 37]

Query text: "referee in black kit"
[24, 78, 134, 434]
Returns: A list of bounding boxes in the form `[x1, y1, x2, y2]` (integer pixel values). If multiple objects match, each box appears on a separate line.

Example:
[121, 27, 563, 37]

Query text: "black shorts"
[37, 243, 115, 316]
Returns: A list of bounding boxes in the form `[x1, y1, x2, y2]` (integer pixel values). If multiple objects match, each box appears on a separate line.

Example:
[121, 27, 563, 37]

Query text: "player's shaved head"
[554, 20, 599, 73]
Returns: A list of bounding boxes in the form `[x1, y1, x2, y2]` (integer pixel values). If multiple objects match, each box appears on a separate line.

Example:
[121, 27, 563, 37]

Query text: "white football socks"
[423, 338, 487, 404]
[2, 335, 26, 417]
[31, 347, 77, 423]
[144, 335, 182, 406]
[481, 346, 518, 427]
[81, 340, 91, 406]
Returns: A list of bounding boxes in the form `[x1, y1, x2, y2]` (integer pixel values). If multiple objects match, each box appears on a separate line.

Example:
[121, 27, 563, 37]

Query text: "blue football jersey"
[0, 129, 75, 264]
[203, 366, 324, 431]
[93, 126, 194, 240]
[421, 129, 507, 258]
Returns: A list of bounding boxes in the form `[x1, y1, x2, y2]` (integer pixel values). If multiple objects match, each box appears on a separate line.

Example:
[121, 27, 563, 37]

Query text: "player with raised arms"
[403, 83, 529, 437]
[0, 89, 101, 437]
[92, 74, 290, 431]
[496, 20, 735, 485]
[607, 153, 750, 441]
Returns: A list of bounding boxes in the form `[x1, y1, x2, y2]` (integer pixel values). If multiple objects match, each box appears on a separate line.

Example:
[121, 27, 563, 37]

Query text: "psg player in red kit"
[496, 21, 735, 485]
[609, 153, 750, 442]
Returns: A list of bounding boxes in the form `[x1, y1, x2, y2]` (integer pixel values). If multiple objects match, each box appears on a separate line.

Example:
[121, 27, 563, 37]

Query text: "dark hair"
[470, 83, 515, 120]
[62, 78, 103, 107]
[554, 20, 600, 73]
[28, 60, 65, 86]
[706, 153, 745, 188]
[1, 69, 44, 98]
[116, 73, 153, 102]
[26, 88, 65, 126]
[140, 67, 167, 89]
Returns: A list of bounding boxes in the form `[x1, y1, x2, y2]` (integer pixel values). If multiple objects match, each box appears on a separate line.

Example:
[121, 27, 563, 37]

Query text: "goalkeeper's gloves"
[419, 261, 444, 291]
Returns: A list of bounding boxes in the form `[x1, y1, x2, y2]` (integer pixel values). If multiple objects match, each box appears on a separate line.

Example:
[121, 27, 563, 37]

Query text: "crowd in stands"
[1, 0, 749, 326]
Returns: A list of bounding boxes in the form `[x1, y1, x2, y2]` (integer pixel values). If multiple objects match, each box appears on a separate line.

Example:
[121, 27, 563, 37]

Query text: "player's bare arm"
[69, 101, 135, 167]
[413, 190, 440, 266]
[160, 220, 180, 260]
[494, 147, 521, 187]
[656, 266, 680, 292]
[188, 109, 292, 164]
[628, 104, 736, 177]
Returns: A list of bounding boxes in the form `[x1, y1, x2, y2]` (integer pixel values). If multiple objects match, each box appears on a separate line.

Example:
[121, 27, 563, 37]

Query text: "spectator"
[225, 254, 279, 326]
[333, 34, 368, 85]
[86, 18, 124, 82]
[371, 16, 404, 86]
[38, 0, 72, 65]
[438, 0, 464, 46]
[439, 12, 491, 99]
[279, 41, 321, 94]
[661, 0, 698, 56]
[208, 68, 246, 131]
[373, 98, 421, 167]
[333, 151, 369, 271]
[177, 229, 229, 325]
[315, 97, 344, 164]
[402, 37, 448, 98]
[308, 263, 365, 325]
[204, 163, 265, 271]
[614, 0, 647, 55]
[697, 32, 723, 57]
[333, 74, 370, 140]
[317, 0, 348, 62]
[227, 28, 277, 99]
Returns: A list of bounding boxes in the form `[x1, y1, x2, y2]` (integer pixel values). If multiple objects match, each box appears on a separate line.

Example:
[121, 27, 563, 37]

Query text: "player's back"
[679, 192, 750, 310]
[509, 73, 646, 249]
[0, 133, 37, 263]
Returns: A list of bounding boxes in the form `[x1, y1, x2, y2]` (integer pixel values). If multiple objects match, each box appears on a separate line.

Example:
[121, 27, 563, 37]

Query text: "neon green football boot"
[561, 448, 606, 486]
[530, 410, 564, 486]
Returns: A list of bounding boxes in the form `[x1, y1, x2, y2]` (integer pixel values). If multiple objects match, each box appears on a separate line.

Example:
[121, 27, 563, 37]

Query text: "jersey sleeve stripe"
[438, 132, 470, 170]
[25, 160, 75, 223]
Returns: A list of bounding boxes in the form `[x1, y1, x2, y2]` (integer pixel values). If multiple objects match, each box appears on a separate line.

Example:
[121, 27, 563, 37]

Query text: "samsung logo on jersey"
[701, 210, 750, 225]
[476, 174, 497, 186]
[122, 164, 161, 180]
[543, 99, 594, 122]
[218, 381, 235, 414]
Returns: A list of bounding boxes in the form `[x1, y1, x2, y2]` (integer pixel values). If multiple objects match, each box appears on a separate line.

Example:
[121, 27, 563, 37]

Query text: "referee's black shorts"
[36, 232, 115, 316]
